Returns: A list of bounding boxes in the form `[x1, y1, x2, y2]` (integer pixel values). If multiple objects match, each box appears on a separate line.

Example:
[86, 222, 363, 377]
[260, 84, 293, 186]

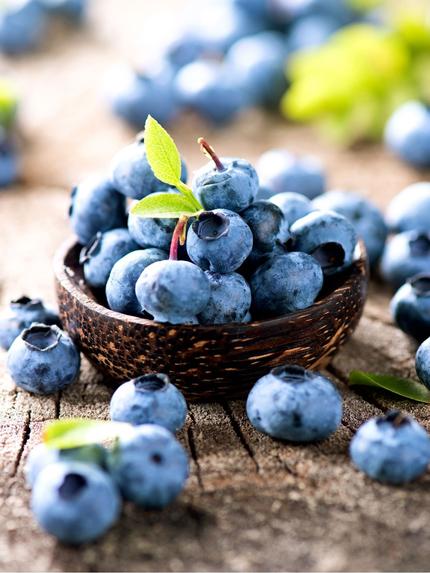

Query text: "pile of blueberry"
[68, 132, 368, 325]
[108, 0, 370, 128]
[27, 375, 189, 544]
[0, 0, 87, 55]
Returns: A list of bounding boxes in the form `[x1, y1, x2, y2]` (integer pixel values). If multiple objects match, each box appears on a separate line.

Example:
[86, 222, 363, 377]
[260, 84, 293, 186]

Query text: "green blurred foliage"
[282, 5, 430, 144]
[0, 79, 18, 129]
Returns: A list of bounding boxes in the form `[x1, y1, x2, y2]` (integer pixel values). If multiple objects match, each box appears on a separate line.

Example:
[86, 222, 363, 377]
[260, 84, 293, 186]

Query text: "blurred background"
[0, 0, 429, 300]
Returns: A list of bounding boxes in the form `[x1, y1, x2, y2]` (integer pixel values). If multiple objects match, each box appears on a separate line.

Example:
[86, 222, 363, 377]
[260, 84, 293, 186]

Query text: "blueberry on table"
[106, 248, 167, 316]
[313, 190, 387, 267]
[174, 60, 247, 125]
[107, 424, 189, 509]
[81, 228, 138, 289]
[31, 462, 121, 544]
[385, 101, 430, 168]
[162, 29, 204, 69]
[193, 138, 259, 213]
[385, 182, 430, 234]
[69, 176, 127, 246]
[290, 210, 358, 276]
[111, 138, 188, 200]
[7, 324, 80, 395]
[0, 136, 19, 187]
[108, 66, 180, 129]
[0, 296, 60, 351]
[225, 31, 287, 107]
[128, 197, 177, 251]
[241, 200, 285, 260]
[0, 0, 47, 55]
[256, 149, 325, 200]
[381, 231, 430, 291]
[350, 411, 430, 484]
[135, 260, 211, 325]
[26, 443, 107, 487]
[110, 373, 187, 433]
[246, 365, 342, 442]
[250, 252, 323, 318]
[391, 274, 430, 342]
[269, 192, 314, 229]
[416, 337, 430, 389]
[186, 209, 253, 273]
[198, 271, 252, 325]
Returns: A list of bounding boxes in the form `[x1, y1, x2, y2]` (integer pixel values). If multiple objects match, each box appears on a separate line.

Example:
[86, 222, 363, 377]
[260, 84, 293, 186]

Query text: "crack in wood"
[187, 411, 204, 491]
[54, 390, 62, 419]
[11, 409, 31, 478]
[222, 402, 259, 474]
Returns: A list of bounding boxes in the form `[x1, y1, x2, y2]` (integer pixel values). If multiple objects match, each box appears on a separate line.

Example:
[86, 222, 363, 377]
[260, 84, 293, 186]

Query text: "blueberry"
[174, 60, 247, 125]
[257, 149, 325, 200]
[7, 324, 80, 395]
[186, 210, 253, 273]
[241, 200, 285, 258]
[106, 424, 189, 509]
[106, 248, 167, 316]
[313, 190, 387, 267]
[26, 443, 107, 487]
[111, 138, 188, 200]
[269, 191, 314, 228]
[287, 14, 340, 53]
[350, 411, 430, 484]
[108, 66, 180, 129]
[38, 0, 86, 22]
[385, 101, 430, 168]
[135, 260, 211, 324]
[198, 271, 252, 325]
[128, 198, 177, 250]
[290, 210, 358, 275]
[69, 176, 127, 246]
[162, 29, 204, 69]
[0, 0, 46, 54]
[380, 231, 430, 291]
[0, 296, 60, 351]
[110, 373, 187, 432]
[81, 228, 138, 289]
[385, 182, 430, 234]
[250, 252, 323, 318]
[31, 461, 121, 544]
[246, 365, 342, 442]
[416, 336, 430, 389]
[391, 275, 430, 342]
[225, 31, 287, 107]
[193, 141, 259, 213]
[0, 136, 19, 187]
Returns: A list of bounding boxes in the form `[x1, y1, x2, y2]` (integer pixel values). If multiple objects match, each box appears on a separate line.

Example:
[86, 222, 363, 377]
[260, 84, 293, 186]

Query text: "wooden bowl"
[54, 237, 368, 401]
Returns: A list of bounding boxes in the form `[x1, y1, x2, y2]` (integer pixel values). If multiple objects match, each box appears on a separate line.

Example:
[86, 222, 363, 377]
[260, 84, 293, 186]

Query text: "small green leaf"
[349, 370, 430, 403]
[132, 192, 201, 219]
[144, 115, 182, 187]
[43, 418, 131, 449]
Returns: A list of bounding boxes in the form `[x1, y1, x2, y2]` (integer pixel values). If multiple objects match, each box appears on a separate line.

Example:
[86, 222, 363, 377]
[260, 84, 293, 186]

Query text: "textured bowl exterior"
[54, 238, 368, 401]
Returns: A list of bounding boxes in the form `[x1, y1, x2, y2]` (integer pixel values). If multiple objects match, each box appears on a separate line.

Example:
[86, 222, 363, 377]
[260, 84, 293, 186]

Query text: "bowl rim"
[54, 236, 368, 333]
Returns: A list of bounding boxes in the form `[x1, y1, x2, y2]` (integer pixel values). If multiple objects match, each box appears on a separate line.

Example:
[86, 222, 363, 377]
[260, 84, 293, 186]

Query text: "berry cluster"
[70, 117, 360, 325]
[108, 0, 369, 128]
[0, 0, 87, 55]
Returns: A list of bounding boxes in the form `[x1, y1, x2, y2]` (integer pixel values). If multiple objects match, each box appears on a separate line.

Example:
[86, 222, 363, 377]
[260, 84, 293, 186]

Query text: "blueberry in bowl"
[54, 116, 368, 401]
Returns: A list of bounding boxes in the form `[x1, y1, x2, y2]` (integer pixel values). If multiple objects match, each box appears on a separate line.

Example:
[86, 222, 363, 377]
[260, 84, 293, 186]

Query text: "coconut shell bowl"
[54, 237, 369, 402]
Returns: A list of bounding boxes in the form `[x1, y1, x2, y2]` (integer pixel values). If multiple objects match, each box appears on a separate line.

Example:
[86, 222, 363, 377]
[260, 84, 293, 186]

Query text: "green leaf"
[43, 418, 131, 450]
[0, 79, 18, 128]
[144, 115, 182, 187]
[349, 370, 430, 403]
[131, 192, 200, 219]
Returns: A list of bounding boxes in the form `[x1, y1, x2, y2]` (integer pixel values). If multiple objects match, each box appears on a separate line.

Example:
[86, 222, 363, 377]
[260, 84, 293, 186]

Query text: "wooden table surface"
[1, 1, 430, 571]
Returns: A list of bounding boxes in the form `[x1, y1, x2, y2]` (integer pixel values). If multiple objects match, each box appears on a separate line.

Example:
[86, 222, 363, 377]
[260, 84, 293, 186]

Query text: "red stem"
[169, 216, 188, 261]
[198, 137, 225, 171]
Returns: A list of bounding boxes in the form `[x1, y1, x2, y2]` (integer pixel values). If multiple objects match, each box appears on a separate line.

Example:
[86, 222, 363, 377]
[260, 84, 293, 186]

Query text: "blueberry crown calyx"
[59, 473, 88, 500]
[134, 373, 169, 392]
[11, 296, 43, 310]
[79, 232, 102, 265]
[409, 274, 430, 296]
[410, 233, 430, 257]
[193, 211, 230, 241]
[311, 242, 345, 271]
[378, 409, 410, 428]
[22, 324, 60, 352]
[271, 364, 308, 384]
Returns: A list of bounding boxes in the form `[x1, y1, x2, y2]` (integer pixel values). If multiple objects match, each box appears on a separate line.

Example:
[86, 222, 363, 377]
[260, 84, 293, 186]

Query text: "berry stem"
[198, 137, 225, 171]
[169, 216, 189, 261]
